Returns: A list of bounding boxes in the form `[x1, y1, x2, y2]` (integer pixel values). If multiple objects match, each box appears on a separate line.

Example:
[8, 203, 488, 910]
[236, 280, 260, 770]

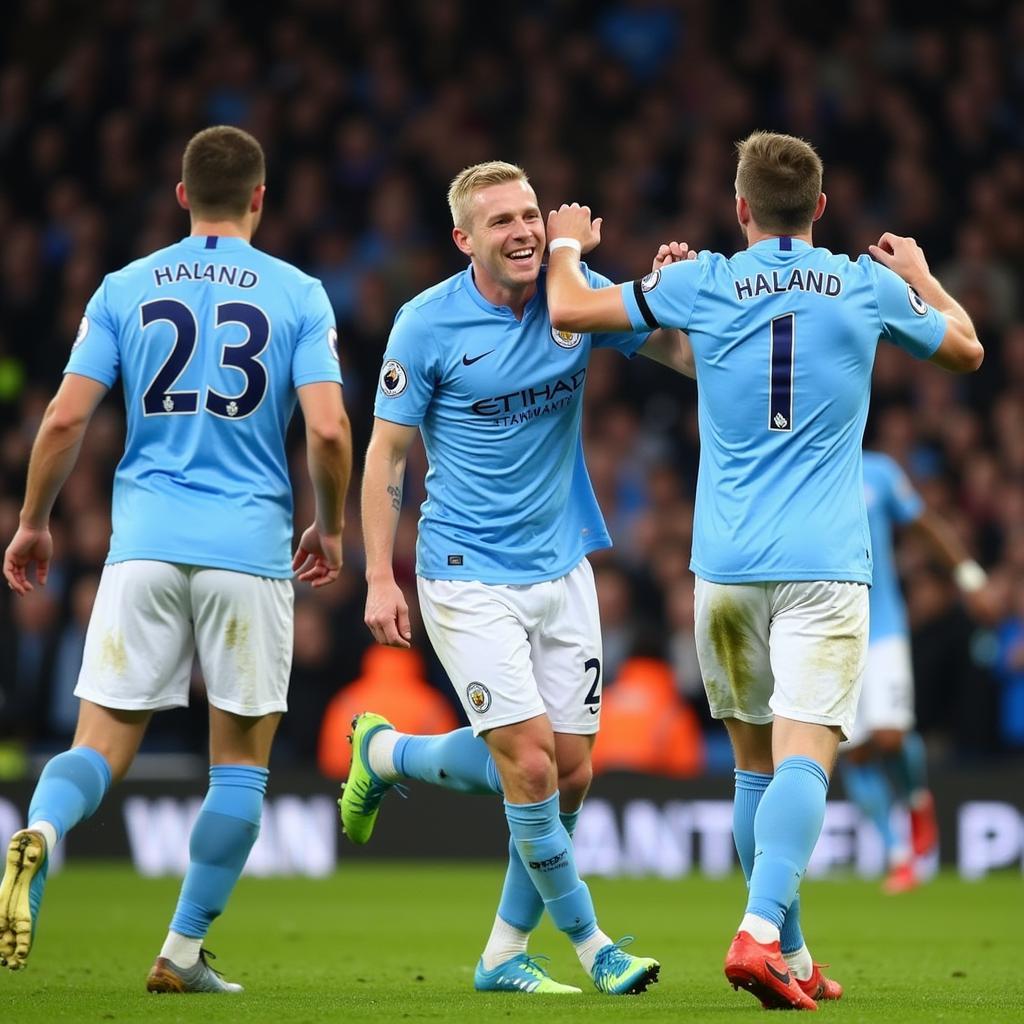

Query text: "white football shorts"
[843, 634, 915, 747]
[75, 560, 294, 716]
[694, 577, 868, 740]
[416, 558, 603, 736]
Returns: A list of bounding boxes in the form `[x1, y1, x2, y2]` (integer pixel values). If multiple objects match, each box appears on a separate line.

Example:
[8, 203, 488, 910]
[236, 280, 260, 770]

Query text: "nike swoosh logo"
[462, 350, 494, 366]
[765, 961, 791, 986]
[588, 706, 600, 715]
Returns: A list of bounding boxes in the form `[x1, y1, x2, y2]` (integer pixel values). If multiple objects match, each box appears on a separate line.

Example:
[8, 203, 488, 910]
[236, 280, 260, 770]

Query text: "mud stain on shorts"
[707, 598, 756, 705]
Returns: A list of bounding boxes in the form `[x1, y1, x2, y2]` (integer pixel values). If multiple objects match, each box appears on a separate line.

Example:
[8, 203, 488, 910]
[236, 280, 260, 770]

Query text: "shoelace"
[516, 953, 553, 979]
[596, 935, 638, 970]
[198, 948, 225, 978]
[347, 775, 408, 814]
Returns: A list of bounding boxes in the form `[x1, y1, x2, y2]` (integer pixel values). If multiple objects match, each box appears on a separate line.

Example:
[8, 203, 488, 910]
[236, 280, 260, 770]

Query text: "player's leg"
[733, 580, 866, 1008]
[842, 635, 920, 889]
[520, 557, 657, 995]
[480, 732, 591, 971]
[693, 580, 814, 1008]
[2, 560, 190, 972]
[147, 567, 291, 994]
[871, 636, 938, 861]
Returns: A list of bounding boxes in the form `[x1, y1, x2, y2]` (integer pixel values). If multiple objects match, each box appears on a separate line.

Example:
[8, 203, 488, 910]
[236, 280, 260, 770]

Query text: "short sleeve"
[372, 305, 439, 426]
[64, 279, 120, 386]
[872, 262, 946, 360]
[620, 256, 708, 334]
[292, 281, 343, 387]
[583, 266, 651, 356]
[885, 458, 925, 525]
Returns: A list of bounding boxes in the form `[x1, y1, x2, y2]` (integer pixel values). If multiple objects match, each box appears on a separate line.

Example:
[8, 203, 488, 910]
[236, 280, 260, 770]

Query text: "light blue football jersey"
[621, 237, 946, 583]
[65, 235, 342, 578]
[374, 264, 649, 583]
[863, 451, 924, 642]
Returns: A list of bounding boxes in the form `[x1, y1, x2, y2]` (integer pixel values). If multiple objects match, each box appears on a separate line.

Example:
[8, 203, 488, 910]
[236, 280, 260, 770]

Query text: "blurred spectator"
[592, 652, 705, 777]
[992, 576, 1024, 750]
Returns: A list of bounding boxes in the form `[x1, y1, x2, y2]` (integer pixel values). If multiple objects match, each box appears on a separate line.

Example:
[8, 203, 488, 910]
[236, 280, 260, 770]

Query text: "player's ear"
[736, 195, 750, 226]
[812, 192, 826, 223]
[452, 225, 472, 257]
[251, 184, 266, 214]
[175, 182, 190, 210]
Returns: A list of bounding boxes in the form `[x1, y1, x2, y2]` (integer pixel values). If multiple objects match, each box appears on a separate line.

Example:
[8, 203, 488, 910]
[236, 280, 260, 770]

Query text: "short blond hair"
[735, 131, 823, 233]
[447, 161, 530, 229]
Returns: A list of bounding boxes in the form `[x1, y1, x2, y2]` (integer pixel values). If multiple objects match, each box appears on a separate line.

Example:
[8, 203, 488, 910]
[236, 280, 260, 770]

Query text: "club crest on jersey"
[640, 268, 661, 293]
[550, 326, 582, 349]
[907, 285, 929, 316]
[379, 359, 408, 397]
[72, 315, 89, 350]
[328, 326, 339, 359]
[466, 682, 491, 713]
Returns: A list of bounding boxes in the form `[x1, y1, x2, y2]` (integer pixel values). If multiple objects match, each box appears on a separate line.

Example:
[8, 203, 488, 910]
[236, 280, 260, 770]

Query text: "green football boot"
[338, 712, 398, 844]
[474, 953, 582, 994]
[590, 937, 660, 995]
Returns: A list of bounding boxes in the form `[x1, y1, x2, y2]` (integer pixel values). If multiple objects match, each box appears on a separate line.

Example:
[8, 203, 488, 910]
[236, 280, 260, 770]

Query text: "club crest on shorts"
[379, 358, 408, 397]
[640, 269, 661, 292]
[907, 284, 929, 316]
[72, 315, 89, 350]
[550, 326, 583, 349]
[466, 681, 491, 713]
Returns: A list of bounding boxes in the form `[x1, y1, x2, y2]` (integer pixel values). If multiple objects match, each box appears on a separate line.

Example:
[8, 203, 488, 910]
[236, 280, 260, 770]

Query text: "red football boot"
[724, 931, 817, 1010]
[910, 791, 939, 858]
[798, 963, 843, 1001]
[883, 860, 918, 894]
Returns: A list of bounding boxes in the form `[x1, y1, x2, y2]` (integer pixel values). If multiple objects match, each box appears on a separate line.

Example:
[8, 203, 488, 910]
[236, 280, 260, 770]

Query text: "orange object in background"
[592, 656, 705, 778]
[318, 646, 459, 778]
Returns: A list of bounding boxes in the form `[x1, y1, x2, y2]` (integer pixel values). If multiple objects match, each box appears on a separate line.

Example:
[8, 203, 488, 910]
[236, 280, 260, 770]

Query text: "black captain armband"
[633, 278, 661, 331]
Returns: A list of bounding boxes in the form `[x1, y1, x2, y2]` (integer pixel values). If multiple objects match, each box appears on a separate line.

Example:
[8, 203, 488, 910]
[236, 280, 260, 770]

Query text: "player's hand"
[652, 240, 697, 271]
[547, 204, 603, 255]
[3, 524, 53, 596]
[364, 577, 412, 648]
[868, 232, 931, 287]
[292, 523, 342, 588]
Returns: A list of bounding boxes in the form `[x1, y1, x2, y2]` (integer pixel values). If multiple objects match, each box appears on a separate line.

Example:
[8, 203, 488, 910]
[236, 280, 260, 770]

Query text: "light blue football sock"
[733, 770, 805, 953]
[169, 765, 267, 939]
[505, 794, 596, 943]
[746, 757, 828, 929]
[883, 732, 929, 801]
[27, 746, 112, 921]
[394, 728, 502, 795]
[498, 807, 581, 932]
[842, 759, 898, 857]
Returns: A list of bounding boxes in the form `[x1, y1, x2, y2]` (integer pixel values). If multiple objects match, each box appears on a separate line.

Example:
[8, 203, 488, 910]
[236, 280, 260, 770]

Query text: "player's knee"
[557, 757, 593, 806]
[504, 746, 557, 802]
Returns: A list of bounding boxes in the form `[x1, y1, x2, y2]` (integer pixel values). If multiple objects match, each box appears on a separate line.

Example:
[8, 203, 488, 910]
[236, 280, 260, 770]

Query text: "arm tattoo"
[387, 484, 402, 512]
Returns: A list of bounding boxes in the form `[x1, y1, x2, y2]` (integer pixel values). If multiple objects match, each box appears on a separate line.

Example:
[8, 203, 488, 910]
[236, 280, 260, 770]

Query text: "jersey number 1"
[769, 313, 795, 432]
[141, 299, 269, 418]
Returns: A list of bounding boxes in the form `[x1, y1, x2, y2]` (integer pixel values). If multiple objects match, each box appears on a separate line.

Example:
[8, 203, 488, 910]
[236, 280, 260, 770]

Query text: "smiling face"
[453, 179, 545, 304]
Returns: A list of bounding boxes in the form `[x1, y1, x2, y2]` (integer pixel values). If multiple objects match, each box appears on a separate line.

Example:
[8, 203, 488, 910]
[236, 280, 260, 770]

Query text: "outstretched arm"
[637, 240, 697, 379]
[4, 373, 108, 594]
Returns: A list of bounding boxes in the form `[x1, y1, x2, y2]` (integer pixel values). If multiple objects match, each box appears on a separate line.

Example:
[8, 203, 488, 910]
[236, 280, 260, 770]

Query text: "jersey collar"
[462, 264, 542, 321]
[180, 235, 252, 251]
[748, 236, 813, 253]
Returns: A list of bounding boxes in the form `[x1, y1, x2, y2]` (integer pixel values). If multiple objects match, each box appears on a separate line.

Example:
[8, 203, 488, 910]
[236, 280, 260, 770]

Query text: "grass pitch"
[0, 863, 1019, 1022]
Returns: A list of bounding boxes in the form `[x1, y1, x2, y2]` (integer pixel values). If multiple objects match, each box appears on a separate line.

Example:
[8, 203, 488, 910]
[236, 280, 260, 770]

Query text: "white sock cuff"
[367, 728, 401, 782]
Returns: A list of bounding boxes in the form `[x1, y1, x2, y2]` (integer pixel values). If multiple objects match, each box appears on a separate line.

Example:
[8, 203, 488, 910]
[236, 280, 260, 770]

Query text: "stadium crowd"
[2, 0, 1023, 774]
